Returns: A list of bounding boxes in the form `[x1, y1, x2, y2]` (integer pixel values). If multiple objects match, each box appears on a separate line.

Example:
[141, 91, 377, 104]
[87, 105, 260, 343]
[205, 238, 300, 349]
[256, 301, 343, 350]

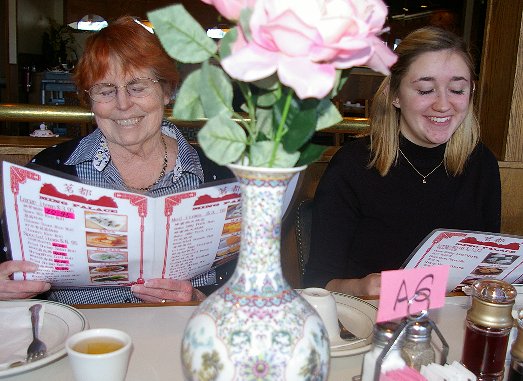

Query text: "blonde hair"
[369, 27, 479, 176]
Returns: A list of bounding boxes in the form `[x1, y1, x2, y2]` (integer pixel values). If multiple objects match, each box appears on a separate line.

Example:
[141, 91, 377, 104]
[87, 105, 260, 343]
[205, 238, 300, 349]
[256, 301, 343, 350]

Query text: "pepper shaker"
[461, 279, 517, 381]
[401, 317, 436, 371]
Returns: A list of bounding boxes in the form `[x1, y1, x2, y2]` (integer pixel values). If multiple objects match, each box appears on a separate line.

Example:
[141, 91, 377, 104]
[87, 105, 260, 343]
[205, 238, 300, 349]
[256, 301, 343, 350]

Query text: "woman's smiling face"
[91, 63, 170, 149]
[394, 49, 473, 148]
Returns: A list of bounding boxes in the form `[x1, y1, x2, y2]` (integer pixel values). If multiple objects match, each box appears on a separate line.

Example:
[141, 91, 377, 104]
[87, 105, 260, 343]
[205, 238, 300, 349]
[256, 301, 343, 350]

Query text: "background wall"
[17, 0, 63, 55]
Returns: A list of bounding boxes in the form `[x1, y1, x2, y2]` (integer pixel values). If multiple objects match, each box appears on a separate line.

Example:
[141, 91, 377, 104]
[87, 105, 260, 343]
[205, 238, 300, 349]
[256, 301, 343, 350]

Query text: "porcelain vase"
[181, 163, 330, 380]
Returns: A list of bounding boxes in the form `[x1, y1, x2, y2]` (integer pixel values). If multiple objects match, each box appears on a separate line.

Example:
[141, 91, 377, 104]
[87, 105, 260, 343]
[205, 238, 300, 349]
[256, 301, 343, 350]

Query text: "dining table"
[0, 295, 487, 381]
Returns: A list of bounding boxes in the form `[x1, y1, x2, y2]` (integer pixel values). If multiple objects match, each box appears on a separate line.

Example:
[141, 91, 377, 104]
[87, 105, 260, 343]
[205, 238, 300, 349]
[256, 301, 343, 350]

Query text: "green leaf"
[296, 143, 327, 166]
[252, 74, 280, 91]
[316, 98, 343, 131]
[255, 107, 274, 140]
[330, 68, 352, 98]
[199, 61, 233, 118]
[255, 86, 282, 108]
[148, 4, 217, 63]
[219, 27, 238, 59]
[173, 69, 205, 120]
[238, 8, 253, 41]
[250, 141, 300, 167]
[277, 95, 318, 152]
[197, 114, 247, 165]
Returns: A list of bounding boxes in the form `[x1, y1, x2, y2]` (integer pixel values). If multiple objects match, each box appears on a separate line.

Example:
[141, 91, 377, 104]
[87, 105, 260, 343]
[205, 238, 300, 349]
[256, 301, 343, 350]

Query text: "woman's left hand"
[131, 278, 205, 303]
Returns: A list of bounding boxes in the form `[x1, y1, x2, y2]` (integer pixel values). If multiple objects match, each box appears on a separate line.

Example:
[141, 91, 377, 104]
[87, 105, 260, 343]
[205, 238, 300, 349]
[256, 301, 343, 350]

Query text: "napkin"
[420, 361, 477, 381]
[0, 303, 45, 369]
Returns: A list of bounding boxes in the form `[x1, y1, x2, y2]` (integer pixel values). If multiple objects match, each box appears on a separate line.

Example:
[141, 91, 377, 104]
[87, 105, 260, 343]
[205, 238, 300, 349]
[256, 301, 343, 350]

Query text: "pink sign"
[376, 265, 449, 322]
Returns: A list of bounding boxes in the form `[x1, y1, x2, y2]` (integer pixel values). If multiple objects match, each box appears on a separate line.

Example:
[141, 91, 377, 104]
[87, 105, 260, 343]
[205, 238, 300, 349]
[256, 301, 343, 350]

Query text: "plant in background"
[149, 0, 396, 168]
[42, 18, 76, 68]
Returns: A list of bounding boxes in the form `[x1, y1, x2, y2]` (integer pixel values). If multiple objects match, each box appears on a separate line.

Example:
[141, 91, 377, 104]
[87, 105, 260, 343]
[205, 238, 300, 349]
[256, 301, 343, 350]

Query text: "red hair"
[74, 16, 178, 106]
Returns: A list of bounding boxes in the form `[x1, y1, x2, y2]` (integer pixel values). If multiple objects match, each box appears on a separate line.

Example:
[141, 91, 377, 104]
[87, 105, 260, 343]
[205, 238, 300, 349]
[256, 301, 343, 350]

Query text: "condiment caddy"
[359, 310, 449, 381]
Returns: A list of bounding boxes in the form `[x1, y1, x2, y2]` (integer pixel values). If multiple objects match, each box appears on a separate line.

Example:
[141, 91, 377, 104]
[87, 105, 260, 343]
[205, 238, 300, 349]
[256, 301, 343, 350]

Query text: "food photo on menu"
[225, 203, 241, 219]
[90, 273, 130, 283]
[84, 211, 128, 232]
[85, 232, 129, 248]
[215, 234, 241, 262]
[471, 265, 503, 276]
[483, 252, 519, 265]
[87, 250, 128, 263]
[89, 264, 128, 273]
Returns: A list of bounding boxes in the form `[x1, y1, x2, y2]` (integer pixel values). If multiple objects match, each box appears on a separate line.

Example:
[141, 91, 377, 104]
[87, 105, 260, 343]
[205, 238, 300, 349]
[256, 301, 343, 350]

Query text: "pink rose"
[221, 0, 397, 99]
[201, 0, 257, 21]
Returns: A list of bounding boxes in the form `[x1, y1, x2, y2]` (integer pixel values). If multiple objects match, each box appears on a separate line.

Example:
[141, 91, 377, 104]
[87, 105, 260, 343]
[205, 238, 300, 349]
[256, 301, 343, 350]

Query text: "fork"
[26, 304, 47, 362]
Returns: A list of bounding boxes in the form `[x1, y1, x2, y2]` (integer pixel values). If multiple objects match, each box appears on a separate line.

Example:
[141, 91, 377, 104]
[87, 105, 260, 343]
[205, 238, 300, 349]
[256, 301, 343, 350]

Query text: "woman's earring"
[392, 98, 400, 108]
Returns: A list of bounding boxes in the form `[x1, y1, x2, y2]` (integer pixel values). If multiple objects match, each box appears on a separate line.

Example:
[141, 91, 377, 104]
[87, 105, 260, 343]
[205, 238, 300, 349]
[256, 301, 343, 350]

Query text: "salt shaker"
[461, 279, 517, 381]
[508, 310, 523, 381]
[401, 317, 436, 371]
[361, 321, 406, 381]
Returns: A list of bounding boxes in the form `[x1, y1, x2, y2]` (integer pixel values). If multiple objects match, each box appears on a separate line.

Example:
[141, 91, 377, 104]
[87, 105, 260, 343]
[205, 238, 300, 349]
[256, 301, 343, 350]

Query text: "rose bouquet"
[148, 0, 396, 168]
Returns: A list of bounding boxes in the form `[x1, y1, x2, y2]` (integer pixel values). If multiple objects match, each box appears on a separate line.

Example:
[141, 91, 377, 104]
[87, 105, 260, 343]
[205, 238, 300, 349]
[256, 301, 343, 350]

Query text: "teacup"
[301, 287, 340, 340]
[65, 328, 133, 381]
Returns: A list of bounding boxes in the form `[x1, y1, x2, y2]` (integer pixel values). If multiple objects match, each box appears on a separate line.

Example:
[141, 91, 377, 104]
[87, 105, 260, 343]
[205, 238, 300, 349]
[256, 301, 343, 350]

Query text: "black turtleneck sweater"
[304, 135, 501, 288]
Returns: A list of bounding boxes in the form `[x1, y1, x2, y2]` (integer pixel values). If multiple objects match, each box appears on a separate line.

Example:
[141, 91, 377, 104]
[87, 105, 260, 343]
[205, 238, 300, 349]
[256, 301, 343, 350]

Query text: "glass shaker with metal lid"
[361, 321, 406, 381]
[461, 279, 517, 381]
[401, 317, 436, 370]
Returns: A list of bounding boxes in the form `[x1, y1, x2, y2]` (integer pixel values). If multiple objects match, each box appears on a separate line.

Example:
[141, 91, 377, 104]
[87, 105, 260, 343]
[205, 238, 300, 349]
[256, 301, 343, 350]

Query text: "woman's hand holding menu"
[0, 260, 51, 300]
[131, 278, 205, 303]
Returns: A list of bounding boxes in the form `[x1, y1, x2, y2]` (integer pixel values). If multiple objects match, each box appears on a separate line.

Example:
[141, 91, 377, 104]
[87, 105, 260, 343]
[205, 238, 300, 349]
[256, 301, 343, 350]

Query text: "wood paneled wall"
[478, 0, 523, 161]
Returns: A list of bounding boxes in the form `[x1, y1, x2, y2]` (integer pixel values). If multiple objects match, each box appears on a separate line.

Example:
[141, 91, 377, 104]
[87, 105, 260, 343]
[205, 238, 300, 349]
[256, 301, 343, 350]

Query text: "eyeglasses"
[86, 77, 160, 103]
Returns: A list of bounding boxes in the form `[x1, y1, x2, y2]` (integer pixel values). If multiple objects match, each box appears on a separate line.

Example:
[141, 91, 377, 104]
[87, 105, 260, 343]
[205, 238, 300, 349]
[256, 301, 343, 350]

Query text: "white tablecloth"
[0, 297, 474, 381]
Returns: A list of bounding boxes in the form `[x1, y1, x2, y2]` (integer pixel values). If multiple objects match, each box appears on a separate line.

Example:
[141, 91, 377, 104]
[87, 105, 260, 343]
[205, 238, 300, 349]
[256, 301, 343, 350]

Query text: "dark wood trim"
[478, 0, 523, 161]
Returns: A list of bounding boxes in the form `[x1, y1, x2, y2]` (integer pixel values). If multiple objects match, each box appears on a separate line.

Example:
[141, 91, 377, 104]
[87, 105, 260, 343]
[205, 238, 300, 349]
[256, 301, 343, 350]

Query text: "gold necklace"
[125, 135, 168, 192]
[399, 148, 443, 184]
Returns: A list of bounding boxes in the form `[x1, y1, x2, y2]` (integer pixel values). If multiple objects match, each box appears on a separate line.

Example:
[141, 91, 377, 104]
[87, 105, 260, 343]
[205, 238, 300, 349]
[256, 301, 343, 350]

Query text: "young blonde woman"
[305, 27, 500, 297]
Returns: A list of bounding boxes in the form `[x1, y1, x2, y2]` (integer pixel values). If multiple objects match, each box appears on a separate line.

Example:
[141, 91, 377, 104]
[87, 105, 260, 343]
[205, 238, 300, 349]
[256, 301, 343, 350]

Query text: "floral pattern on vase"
[181, 163, 330, 381]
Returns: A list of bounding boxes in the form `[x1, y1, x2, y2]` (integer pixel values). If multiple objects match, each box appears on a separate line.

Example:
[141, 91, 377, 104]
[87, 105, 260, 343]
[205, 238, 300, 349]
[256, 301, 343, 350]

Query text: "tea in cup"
[66, 328, 132, 381]
[301, 287, 340, 340]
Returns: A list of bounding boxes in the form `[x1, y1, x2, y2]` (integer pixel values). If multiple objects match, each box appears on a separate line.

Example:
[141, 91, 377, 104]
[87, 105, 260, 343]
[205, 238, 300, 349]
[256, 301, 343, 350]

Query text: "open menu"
[2, 161, 241, 288]
[402, 229, 523, 292]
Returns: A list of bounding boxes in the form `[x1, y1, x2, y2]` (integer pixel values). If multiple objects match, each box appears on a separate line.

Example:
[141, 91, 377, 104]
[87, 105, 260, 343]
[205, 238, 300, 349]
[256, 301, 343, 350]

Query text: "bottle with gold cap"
[508, 310, 523, 381]
[461, 279, 517, 381]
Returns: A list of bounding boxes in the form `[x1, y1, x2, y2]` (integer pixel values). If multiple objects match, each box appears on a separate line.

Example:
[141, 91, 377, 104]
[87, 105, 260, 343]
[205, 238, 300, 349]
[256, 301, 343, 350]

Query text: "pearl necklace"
[125, 135, 168, 192]
[399, 148, 444, 184]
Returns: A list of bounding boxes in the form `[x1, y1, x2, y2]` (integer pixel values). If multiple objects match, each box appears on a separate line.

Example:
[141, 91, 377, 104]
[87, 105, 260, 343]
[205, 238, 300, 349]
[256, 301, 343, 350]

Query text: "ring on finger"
[161, 299, 166, 304]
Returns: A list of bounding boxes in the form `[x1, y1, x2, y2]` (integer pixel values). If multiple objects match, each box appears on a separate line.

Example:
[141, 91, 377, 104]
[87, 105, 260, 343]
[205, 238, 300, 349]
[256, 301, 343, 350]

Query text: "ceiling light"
[206, 27, 230, 39]
[69, 14, 108, 31]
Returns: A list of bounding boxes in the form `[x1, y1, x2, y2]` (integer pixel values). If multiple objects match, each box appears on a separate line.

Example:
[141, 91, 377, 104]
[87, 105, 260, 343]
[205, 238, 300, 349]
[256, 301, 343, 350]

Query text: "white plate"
[0, 300, 88, 378]
[329, 292, 376, 357]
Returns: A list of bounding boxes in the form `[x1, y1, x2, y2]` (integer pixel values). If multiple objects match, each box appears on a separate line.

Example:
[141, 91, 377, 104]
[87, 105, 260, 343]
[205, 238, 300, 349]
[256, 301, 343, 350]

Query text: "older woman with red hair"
[0, 16, 233, 304]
